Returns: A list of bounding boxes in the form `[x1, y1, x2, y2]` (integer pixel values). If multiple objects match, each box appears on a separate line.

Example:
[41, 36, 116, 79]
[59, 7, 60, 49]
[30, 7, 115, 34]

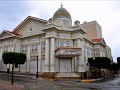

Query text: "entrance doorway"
[60, 58, 72, 72]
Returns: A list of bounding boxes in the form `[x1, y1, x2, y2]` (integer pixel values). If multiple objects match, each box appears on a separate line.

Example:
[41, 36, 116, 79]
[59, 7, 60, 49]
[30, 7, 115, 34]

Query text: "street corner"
[81, 79, 96, 83]
[0, 80, 24, 90]
[81, 78, 103, 83]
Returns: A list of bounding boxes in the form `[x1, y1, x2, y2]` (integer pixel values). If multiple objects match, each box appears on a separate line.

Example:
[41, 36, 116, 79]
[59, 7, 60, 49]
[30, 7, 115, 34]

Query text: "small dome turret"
[74, 20, 80, 26]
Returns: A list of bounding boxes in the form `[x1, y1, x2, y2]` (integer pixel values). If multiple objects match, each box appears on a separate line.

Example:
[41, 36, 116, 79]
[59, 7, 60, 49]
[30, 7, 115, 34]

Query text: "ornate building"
[0, 5, 112, 77]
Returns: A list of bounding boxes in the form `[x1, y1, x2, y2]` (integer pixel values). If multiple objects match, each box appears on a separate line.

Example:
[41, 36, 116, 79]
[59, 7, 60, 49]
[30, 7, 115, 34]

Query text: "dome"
[53, 5, 71, 20]
[74, 20, 80, 25]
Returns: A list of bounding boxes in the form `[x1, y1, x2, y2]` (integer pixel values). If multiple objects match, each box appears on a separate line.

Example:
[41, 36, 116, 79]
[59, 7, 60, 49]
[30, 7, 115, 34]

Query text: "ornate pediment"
[12, 16, 47, 37]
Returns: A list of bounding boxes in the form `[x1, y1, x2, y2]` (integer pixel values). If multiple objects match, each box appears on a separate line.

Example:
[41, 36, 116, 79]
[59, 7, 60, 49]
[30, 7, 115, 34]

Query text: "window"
[35, 44, 38, 52]
[93, 48, 99, 57]
[66, 41, 70, 46]
[31, 44, 38, 52]
[73, 40, 77, 47]
[21, 44, 27, 53]
[60, 41, 64, 46]
[3, 45, 9, 52]
[87, 47, 90, 58]
[31, 45, 34, 52]
[41, 41, 45, 51]
[41, 41, 45, 60]
[59, 40, 71, 47]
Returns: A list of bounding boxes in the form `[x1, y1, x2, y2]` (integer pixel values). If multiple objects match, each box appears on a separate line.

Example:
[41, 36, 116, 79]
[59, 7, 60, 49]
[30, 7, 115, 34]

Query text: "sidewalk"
[0, 80, 24, 90]
[81, 78, 103, 83]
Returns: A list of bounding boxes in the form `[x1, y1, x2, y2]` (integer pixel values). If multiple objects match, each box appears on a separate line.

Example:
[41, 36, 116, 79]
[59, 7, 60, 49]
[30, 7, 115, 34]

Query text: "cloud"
[26, 1, 49, 19]
[0, 1, 31, 31]
[0, 0, 120, 61]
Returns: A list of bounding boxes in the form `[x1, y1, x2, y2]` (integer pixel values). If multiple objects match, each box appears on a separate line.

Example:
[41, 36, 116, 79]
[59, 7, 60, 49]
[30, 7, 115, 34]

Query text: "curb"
[81, 78, 103, 83]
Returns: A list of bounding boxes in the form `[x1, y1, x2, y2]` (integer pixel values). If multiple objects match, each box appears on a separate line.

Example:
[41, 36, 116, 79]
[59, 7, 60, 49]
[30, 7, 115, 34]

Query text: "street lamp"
[36, 56, 38, 78]
[93, 56, 96, 79]
[93, 56, 95, 60]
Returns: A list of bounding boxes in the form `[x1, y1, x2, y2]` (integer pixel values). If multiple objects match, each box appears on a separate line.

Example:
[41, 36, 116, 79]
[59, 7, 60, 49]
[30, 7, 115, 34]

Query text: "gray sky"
[0, 0, 120, 62]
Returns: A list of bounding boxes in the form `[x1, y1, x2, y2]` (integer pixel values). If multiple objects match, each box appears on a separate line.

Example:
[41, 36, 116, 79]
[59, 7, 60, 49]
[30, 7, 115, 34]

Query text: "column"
[0, 46, 2, 70]
[90, 48, 92, 57]
[74, 57, 78, 71]
[77, 39, 81, 72]
[38, 43, 41, 72]
[8, 45, 10, 52]
[26, 45, 30, 72]
[72, 58, 74, 72]
[85, 46, 88, 71]
[50, 37, 55, 72]
[11, 44, 14, 52]
[0, 46, 2, 60]
[77, 39, 85, 72]
[44, 39, 49, 72]
[85, 46, 87, 61]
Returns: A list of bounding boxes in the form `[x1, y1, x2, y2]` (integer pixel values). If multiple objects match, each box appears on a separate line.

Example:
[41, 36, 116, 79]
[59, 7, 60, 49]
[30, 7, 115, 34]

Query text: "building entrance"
[60, 58, 72, 72]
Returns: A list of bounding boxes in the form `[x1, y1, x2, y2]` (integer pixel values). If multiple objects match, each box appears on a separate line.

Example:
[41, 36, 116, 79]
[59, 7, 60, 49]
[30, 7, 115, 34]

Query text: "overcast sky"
[0, 0, 120, 62]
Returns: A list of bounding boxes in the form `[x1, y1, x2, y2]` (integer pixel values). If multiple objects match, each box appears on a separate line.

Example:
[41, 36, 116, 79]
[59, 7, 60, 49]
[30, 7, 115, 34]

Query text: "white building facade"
[0, 5, 112, 77]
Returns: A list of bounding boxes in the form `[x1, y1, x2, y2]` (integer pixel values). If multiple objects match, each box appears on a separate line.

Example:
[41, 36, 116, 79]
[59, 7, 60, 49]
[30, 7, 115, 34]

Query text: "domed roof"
[53, 5, 71, 20]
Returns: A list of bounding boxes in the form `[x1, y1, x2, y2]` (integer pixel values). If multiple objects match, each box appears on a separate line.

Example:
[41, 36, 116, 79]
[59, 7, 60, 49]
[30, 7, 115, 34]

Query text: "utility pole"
[36, 56, 38, 78]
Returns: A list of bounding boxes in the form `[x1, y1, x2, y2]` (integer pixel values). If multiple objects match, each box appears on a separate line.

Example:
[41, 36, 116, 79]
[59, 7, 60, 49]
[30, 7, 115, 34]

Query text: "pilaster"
[0, 46, 2, 60]
[38, 42, 41, 72]
[77, 39, 85, 72]
[26, 45, 30, 72]
[50, 37, 55, 72]
[45, 38, 50, 72]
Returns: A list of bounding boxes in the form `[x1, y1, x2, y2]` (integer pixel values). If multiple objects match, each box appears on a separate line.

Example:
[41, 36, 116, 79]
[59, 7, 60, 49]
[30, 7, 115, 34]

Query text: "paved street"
[0, 80, 24, 90]
[55, 75, 120, 90]
[0, 73, 61, 90]
[0, 73, 120, 90]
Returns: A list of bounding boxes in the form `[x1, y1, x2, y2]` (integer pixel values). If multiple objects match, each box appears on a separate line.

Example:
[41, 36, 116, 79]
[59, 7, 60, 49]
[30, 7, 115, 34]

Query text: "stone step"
[55, 73, 80, 78]
[0, 72, 35, 80]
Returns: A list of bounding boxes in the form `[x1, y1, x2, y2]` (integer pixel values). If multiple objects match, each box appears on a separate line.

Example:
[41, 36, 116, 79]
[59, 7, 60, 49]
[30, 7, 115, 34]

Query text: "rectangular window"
[35, 44, 38, 52]
[93, 48, 99, 57]
[21, 44, 27, 54]
[3, 45, 9, 52]
[41, 41, 45, 51]
[73, 40, 77, 47]
[31, 44, 38, 52]
[59, 40, 71, 47]
[41, 41, 45, 60]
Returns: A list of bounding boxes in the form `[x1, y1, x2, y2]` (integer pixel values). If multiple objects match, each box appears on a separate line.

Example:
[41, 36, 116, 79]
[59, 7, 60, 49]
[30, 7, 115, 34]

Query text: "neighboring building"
[105, 45, 113, 60]
[0, 5, 112, 77]
[81, 21, 102, 40]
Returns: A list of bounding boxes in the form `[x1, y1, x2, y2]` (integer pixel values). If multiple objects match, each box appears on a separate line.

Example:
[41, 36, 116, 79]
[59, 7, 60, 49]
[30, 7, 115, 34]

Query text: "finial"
[61, 2, 63, 7]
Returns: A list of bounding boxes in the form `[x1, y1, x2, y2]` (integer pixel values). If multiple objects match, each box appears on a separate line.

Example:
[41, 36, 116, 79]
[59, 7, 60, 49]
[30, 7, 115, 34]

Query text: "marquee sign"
[60, 50, 81, 55]
[56, 47, 81, 57]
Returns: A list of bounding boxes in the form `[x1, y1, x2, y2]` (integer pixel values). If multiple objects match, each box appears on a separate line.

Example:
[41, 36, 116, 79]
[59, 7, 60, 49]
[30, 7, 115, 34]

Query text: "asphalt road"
[0, 73, 61, 90]
[0, 73, 120, 90]
[55, 75, 120, 90]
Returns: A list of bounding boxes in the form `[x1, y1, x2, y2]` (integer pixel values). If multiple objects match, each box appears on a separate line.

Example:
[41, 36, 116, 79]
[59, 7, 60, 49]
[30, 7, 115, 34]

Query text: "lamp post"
[36, 56, 38, 78]
[93, 57, 95, 60]
[93, 57, 96, 79]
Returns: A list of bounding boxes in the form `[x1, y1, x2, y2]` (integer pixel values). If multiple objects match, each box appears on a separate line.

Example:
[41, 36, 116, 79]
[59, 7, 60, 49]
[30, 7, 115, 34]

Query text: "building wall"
[0, 32, 12, 39]
[105, 45, 112, 60]
[96, 22, 102, 38]
[81, 21, 102, 39]
[15, 19, 46, 37]
[0, 18, 112, 75]
[93, 44, 105, 57]
[82, 38, 93, 71]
